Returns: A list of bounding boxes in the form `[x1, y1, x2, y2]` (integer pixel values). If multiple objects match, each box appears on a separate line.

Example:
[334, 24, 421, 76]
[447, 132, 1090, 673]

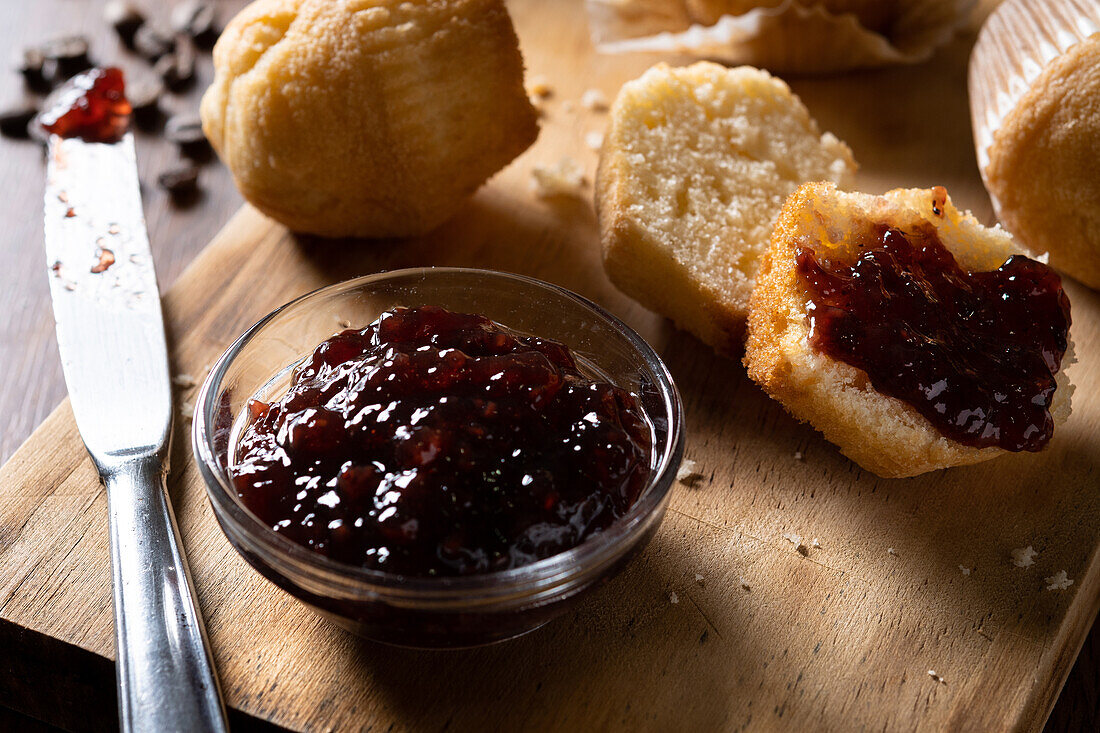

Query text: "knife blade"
[44, 135, 170, 455]
[44, 133, 228, 733]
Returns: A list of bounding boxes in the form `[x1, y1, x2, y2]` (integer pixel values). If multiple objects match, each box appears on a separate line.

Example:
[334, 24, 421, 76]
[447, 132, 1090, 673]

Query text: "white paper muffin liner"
[586, 0, 976, 74]
[969, 0, 1100, 198]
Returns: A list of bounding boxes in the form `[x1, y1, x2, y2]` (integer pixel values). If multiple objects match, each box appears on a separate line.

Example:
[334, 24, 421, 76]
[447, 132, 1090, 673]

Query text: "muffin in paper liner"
[969, 0, 1100, 289]
[586, 0, 976, 73]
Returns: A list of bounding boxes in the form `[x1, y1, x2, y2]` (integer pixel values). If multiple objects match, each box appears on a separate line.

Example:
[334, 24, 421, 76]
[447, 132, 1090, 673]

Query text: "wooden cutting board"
[2, 1, 1098, 730]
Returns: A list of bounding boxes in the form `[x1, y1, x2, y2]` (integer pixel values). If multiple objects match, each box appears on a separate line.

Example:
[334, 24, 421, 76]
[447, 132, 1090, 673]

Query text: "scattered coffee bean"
[128, 75, 163, 112]
[41, 36, 92, 79]
[157, 164, 200, 199]
[133, 23, 174, 61]
[154, 54, 179, 90]
[17, 48, 51, 92]
[0, 103, 39, 139]
[165, 115, 209, 159]
[104, 0, 145, 47]
[127, 75, 164, 128]
[41, 35, 89, 61]
[176, 33, 196, 76]
[171, 1, 219, 48]
[156, 37, 196, 91]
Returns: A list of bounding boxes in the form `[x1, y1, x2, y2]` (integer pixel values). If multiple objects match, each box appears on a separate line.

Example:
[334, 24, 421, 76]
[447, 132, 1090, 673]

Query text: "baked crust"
[595, 62, 855, 355]
[985, 33, 1100, 290]
[744, 183, 1075, 478]
[200, 0, 539, 238]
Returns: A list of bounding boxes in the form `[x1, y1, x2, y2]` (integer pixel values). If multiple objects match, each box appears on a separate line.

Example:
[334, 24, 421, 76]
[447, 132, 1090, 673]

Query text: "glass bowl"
[192, 267, 683, 649]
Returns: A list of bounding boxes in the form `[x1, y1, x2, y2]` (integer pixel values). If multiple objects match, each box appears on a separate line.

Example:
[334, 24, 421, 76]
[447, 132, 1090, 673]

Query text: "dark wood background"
[0, 1, 1094, 730]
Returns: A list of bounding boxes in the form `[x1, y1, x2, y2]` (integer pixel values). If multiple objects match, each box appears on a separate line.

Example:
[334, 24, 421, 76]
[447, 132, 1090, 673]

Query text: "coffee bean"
[128, 75, 163, 112]
[133, 23, 174, 61]
[41, 35, 89, 61]
[127, 75, 164, 129]
[17, 48, 51, 92]
[41, 36, 92, 79]
[165, 115, 210, 159]
[0, 104, 39, 139]
[171, 1, 219, 47]
[165, 115, 203, 143]
[176, 34, 196, 77]
[157, 164, 200, 199]
[155, 36, 196, 91]
[104, 1, 145, 47]
[153, 54, 182, 91]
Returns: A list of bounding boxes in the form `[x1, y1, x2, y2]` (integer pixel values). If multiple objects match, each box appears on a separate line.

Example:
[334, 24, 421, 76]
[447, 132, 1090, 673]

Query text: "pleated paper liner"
[586, 0, 976, 73]
[969, 0, 1100, 188]
[968, 0, 1100, 289]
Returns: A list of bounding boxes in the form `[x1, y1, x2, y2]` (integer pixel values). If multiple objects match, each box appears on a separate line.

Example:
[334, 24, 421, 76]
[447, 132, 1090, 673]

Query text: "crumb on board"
[1011, 546, 1037, 568]
[783, 532, 808, 556]
[959, 566, 972, 576]
[581, 88, 609, 111]
[530, 157, 586, 198]
[526, 74, 552, 98]
[669, 591, 679, 605]
[585, 130, 604, 151]
[811, 537, 821, 549]
[172, 373, 197, 389]
[1045, 570, 1073, 591]
[676, 458, 702, 484]
[337, 317, 352, 329]
[927, 670, 947, 685]
[1035, 251, 1050, 264]
[887, 547, 898, 556]
[180, 402, 195, 420]
[694, 573, 704, 586]
[793, 451, 803, 460]
[739, 577, 750, 591]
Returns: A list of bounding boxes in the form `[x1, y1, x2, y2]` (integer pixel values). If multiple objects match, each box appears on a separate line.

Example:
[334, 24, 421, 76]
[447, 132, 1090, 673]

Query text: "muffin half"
[745, 183, 1074, 478]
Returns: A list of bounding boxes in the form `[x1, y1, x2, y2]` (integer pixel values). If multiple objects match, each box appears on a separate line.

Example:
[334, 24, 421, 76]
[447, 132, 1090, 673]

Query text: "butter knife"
[43, 132, 228, 732]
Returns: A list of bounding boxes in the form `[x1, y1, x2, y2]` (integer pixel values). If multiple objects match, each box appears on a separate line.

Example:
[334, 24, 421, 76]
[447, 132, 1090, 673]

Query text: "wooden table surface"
[0, 1, 1094, 730]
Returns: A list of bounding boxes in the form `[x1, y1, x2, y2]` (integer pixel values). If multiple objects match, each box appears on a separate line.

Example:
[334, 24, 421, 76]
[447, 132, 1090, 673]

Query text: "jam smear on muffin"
[797, 224, 1071, 452]
[231, 306, 653, 577]
[37, 67, 131, 143]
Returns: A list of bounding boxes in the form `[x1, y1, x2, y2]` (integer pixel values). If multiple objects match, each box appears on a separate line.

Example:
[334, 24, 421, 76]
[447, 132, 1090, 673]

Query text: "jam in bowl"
[193, 268, 683, 648]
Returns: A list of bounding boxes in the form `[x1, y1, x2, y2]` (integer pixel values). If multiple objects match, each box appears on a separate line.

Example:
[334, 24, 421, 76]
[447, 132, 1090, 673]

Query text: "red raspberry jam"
[231, 306, 653, 577]
[796, 224, 1071, 452]
[37, 67, 131, 143]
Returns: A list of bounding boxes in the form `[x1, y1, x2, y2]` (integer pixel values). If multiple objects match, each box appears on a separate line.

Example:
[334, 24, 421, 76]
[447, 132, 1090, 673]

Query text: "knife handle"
[104, 455, 229, 733]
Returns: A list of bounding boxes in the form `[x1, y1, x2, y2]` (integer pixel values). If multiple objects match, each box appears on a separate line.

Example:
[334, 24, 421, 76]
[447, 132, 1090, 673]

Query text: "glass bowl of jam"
[193, 268, 683, 648]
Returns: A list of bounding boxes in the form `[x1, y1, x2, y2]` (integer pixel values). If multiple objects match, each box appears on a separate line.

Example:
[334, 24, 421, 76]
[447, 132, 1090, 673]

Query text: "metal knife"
[43, 133, 228, 732]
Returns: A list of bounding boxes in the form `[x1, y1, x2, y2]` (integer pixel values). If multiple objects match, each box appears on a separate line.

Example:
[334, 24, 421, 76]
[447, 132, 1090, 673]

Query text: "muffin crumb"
[531, 157, 586, 198]
[1045, 570, 1073, 591]
[581, 88, 608, 111]
[1011, 546, 1037, 568]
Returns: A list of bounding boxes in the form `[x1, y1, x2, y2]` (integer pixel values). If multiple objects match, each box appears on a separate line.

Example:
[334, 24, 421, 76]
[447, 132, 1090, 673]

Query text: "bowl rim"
[192, 266, 684, 598]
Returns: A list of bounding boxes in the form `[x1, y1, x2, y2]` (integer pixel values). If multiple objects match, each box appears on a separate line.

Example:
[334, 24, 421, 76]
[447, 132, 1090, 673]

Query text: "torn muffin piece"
[745, 183, 1074, 478]
[596, 62, 855, 355]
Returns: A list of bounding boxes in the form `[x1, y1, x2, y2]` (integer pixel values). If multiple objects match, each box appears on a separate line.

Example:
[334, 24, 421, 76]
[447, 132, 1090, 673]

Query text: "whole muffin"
[201, 0, 540, 238]
[970, 0, 1100, 290]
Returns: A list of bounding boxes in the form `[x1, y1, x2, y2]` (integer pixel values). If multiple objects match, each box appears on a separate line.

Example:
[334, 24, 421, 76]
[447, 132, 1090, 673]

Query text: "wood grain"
[1, 1, 1097, 731]
[0, 0, 248, 462]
